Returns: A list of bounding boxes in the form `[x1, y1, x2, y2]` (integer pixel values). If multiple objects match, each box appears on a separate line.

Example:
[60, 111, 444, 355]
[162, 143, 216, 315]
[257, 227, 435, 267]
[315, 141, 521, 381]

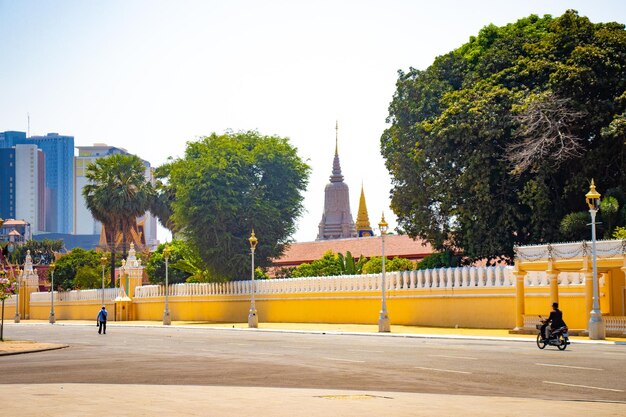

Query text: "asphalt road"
[1, 324, 625, 404]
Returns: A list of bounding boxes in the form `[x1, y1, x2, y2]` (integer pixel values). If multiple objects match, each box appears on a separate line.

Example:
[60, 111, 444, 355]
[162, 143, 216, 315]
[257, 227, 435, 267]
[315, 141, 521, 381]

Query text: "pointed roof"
[355, 184, 372, 233]
[330, 120, 343, 183]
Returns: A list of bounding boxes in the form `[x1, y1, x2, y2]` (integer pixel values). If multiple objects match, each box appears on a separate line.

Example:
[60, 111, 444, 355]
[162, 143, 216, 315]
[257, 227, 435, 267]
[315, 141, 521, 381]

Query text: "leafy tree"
[73, 266, 107, 289]
[54, 248, 108, 290]
[362, 256, 415, 274]
[12, 239, 63, 265]
[559, 212, 589, 241]
[166, 131, 310, 281]
[382, 11, 626, 262]
[83, 154, 154, 286]
[291, 251, 343, 278]
[416, 251, 461, 270]
[0, 269, 17, 341]
[146, 241, 191, 284]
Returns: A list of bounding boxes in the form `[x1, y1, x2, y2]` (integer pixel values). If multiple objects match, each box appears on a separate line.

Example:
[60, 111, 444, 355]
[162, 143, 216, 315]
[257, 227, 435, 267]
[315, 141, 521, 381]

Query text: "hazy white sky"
[1, 0, 625, 243]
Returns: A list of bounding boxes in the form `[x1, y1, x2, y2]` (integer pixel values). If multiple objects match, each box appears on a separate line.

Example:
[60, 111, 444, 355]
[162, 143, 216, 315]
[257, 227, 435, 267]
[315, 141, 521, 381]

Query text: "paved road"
[1, 324, 625, 404]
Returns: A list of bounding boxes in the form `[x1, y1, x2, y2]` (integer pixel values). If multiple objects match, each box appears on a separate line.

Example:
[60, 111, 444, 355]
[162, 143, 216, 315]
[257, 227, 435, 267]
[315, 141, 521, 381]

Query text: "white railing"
[516, 239, 626, 261]
[2, 295, 16, 305]
[524, 271, 586, 287]
[605, 316, 626, 333]
[133, 266, 514, 298]
[30, 287, 119, 303]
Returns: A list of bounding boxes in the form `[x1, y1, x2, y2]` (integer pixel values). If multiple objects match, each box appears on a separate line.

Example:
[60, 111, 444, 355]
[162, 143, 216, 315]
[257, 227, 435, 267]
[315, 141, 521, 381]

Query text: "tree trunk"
[109, 225, 116, 289]
[1, 299, 5, 341]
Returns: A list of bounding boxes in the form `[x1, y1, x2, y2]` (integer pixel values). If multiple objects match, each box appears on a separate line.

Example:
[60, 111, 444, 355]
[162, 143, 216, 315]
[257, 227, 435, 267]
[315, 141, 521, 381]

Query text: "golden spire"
[355, 182, 373, 236]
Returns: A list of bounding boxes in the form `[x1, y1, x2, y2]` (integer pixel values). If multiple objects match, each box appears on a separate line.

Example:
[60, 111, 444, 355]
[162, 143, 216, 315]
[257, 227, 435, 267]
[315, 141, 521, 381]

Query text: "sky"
[2, 0, 626, 244]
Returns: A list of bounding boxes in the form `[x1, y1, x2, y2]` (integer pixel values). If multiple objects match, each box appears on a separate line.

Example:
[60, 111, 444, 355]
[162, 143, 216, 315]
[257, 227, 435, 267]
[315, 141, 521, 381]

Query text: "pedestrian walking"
[97, 306, 108, 335]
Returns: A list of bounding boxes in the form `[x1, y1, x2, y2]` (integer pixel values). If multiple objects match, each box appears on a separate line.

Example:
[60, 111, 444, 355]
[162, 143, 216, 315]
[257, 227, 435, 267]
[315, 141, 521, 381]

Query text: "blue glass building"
[0, 131, 74, 234]
[0, 148, 16, 220]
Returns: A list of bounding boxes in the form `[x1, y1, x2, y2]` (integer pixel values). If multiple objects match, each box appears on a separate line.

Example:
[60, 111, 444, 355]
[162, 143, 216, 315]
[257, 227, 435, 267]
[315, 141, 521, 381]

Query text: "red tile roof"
[273, 235, 435, 267]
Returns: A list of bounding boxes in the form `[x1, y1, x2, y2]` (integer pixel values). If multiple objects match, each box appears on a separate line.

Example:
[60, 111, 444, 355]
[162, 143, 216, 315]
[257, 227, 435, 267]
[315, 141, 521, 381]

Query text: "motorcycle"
[536, 316, 570, 350]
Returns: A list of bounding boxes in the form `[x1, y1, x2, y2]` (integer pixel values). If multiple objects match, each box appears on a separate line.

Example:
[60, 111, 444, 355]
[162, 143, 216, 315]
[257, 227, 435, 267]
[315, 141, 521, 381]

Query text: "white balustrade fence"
[30, 287, 119, 303]
[133, 266, 515, 298]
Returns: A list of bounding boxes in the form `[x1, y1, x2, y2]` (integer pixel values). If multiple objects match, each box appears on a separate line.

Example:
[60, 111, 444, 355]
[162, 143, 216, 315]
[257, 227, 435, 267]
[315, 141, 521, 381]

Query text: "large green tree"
[83, 154, 153, 286]
[382, 11, 626, 263]
[53, 248, 108, 290]
[166, 131, 310, 281]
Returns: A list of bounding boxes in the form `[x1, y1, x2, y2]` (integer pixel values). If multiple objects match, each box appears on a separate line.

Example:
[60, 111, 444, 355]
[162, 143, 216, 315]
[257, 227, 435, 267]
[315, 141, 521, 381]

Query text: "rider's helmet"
[552, 302, 559, 309]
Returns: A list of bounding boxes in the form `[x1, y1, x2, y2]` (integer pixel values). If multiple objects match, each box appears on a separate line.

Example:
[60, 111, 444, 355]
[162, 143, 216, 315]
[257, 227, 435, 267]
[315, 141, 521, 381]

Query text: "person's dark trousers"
[98, 321, 107, 334]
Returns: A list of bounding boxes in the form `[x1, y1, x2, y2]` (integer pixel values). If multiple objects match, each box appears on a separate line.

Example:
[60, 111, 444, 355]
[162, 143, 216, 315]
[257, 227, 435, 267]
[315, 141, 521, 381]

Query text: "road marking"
[543, 381, 623, 392]
[324, 357, 366, 363]
[414, 366, 471, 374]
[535, 363, 603, 371]
[430, 354, 477, 360]
[348, 349, 384, 353]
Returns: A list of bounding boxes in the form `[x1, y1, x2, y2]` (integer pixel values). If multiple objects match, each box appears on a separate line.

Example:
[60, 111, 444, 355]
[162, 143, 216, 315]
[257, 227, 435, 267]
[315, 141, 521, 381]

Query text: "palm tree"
[83, 154, 153, 287]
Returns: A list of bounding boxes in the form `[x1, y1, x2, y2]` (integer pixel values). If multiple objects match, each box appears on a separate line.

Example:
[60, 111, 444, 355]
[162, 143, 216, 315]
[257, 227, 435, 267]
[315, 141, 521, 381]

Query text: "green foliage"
[362, 257, 415, 274]
[416, 252, 461, 270]
[613, 226, 626, 239]
[73, 266, 106, 290]
[12, 239, 63, 265]
[166, 130, 310, 281]
[559, 211, 589, 241]
[83, 153, 154, 286]
[54, 248, 108, 291]
[382, 10, 626, 261]
[289, 251, 367, 278]
[146, 241, 191, 284]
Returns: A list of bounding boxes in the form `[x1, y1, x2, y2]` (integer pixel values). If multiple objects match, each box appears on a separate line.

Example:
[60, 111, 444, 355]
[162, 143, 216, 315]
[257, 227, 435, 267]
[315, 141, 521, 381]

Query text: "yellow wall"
[25, 285, 602, 330]
[30, 301, 116, 321]
[131, 288, 527, 329]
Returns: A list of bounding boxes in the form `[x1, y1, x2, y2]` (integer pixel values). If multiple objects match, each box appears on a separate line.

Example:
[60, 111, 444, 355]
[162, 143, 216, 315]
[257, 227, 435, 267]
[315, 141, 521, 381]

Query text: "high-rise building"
[15, 144, 40, 232]
[0, 131, 74, 234]
[0, 148, 16, 220]
[28, 133, 74, 234]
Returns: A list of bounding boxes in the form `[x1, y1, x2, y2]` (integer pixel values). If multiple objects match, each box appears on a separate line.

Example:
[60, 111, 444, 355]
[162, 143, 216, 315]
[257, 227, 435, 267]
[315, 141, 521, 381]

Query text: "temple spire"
[330, 121, 343, 182]
[335, 120, 338, 155]
[355, 183, 374, 237]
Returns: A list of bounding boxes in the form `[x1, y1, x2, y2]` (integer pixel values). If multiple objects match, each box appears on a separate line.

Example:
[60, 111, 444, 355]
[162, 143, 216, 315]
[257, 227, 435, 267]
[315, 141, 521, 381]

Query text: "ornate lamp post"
[586, 179, 605, 340]
[14, 266, 21, 323]
[49, 262, 56, 324]
[163, 245, 171, 325]
[248, 230, 259, 328]
[100, 255, 107, 308]
[378, 213, 390, 332]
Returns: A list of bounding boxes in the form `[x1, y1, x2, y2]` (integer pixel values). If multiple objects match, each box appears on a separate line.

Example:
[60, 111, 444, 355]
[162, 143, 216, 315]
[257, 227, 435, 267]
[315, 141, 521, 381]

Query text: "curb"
[0, 344, 69, 357]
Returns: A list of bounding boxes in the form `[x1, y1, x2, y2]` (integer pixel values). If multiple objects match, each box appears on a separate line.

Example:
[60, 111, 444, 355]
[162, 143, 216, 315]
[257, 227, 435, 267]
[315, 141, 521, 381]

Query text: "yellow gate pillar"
[513, 267, 527, 330]
[547, 263, 559, 305]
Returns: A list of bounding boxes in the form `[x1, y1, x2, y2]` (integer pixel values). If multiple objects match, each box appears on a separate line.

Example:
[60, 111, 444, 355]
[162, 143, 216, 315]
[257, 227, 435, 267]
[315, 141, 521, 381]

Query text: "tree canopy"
[83, 153, 153, 286]
[165, 131, 310, 281]
[53, 248, 108, 291]
[381, 10, 626, 263]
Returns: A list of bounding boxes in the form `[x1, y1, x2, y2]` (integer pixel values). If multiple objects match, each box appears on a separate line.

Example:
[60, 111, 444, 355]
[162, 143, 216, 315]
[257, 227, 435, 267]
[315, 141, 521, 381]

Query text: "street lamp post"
[586, 179, 605, 340]
[100, 255, 107, 308]
[14, 266, 21, 323]
[378, 213, 390, 332]
[248, 230, 258, 328]
[49, 263, 56, 324]
[163, 245, 171, 325]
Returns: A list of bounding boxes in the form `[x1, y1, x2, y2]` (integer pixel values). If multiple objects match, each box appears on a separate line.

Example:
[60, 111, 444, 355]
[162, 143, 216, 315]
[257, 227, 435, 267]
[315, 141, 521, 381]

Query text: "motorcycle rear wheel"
[557, 335, 567, 351]
[536, 334, 546, 349]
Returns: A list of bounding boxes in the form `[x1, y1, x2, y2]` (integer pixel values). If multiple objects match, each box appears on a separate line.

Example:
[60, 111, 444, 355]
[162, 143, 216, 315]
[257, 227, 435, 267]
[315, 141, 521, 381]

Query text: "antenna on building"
[27, 113, 30, 137]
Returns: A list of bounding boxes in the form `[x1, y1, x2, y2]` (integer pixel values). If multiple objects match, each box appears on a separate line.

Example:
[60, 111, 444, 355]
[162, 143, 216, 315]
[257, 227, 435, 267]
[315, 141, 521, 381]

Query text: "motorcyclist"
[541, 302, 566, 342]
